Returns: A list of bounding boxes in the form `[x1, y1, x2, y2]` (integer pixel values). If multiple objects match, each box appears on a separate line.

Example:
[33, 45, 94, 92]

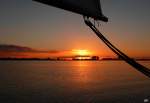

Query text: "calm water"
[0, 61, 150, 103]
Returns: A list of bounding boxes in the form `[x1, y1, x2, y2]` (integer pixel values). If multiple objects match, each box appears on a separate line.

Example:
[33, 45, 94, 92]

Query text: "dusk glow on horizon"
[0, 0, 150, 58]
[72, 49, 92, 56]
[1, 1, 150, 102]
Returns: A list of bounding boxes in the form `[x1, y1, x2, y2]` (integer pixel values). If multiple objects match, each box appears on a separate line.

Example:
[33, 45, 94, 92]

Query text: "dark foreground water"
[0, 61, 150, 103]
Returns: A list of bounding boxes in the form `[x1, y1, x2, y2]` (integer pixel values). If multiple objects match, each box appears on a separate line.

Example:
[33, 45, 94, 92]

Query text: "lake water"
[0, 61, 150, 103]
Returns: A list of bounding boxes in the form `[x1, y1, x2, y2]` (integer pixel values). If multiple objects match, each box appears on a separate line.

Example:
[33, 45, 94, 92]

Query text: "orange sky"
[1, 44, 150, 58]
[0, 1, 150, 58]
[0, 49, 115, 58]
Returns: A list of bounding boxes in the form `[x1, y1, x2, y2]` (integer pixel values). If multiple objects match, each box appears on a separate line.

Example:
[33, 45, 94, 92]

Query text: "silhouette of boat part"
[33, 0, 150, 78]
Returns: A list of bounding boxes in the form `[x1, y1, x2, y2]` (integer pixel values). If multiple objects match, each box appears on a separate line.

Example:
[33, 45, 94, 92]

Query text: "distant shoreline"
[0, 58, 150, 61]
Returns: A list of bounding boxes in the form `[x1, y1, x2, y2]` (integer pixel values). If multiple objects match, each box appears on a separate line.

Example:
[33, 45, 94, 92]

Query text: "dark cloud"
[0, 44, 60, 53]
[0, 44, 36, 52]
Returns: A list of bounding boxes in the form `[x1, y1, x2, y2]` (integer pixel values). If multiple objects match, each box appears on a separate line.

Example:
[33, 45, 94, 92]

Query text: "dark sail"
[33, 0, 108, 22]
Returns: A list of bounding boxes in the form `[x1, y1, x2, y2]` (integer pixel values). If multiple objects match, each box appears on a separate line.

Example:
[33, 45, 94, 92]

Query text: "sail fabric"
[33, 0, 108, 22]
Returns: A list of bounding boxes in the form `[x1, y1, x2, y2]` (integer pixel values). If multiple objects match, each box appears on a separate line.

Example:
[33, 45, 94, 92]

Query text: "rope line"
[84, 18, 150, 78]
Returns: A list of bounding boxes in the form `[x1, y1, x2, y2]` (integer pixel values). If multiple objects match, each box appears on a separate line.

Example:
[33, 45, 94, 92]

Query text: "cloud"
[0, 44, 36, 52]
[0, 44, 62, 53]
[0, 44, 71, 58]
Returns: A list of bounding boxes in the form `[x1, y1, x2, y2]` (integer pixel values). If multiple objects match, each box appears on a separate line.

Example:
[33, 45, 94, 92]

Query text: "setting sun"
[72, 49, 91, 56]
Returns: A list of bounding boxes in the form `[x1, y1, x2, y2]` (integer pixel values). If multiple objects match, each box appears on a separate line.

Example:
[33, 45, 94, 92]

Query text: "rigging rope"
[84, 17, 150, 78]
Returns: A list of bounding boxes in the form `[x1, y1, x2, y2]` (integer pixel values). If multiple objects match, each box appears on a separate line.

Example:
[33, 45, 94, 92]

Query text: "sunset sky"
[0, 0, 150, 58]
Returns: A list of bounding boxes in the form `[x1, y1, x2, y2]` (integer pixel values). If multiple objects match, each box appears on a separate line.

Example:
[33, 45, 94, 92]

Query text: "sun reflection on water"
[73, 61, 93, 87]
